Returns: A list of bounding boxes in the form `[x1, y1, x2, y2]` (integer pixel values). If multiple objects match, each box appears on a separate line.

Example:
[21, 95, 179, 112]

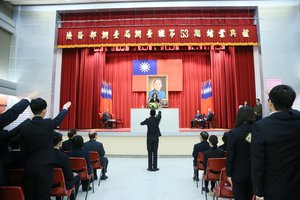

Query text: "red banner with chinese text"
[57, 25, 257, 48]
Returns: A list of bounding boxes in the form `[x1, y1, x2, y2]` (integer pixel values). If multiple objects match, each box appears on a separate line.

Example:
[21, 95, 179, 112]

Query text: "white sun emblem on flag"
[139, 62, 151, 73]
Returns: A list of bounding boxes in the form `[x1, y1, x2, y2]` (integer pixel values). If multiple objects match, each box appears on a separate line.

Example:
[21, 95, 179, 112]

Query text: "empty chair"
[213, 168, 234, 200]
[51, 168, 75, 200]
[69, 157, 94, 200]
[0, 186, 24, 200]
[88, 151, 103, 186]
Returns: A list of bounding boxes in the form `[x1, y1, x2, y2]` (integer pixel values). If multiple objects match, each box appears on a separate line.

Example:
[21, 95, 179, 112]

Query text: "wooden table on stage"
[131, 108, 179, 133]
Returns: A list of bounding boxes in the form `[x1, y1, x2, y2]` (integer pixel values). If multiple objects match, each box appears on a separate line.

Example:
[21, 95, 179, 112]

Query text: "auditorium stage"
[60, 128, 229, 156]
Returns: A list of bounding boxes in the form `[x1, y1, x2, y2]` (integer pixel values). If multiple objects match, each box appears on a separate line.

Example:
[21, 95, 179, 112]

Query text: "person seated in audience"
[202, 108, 214, 128]
[149, 93, 160, 103]
[203, 135, 225, 193]
[192, 131, 210, 181]
[103, 108, 114, 129]
[53, 131, 80, 200]
[61, 129, 77, 152]
[191, 109, 203, 128]
[84, 131, 109, 180]
[218, 132, 229, 151]
[68, 135, 93, 191]
[8, 136, 25, 168]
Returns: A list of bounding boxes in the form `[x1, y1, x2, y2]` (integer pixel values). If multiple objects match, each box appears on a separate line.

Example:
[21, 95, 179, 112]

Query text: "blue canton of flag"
[201, 80, 212, 99]
[132, 60, 157, 75]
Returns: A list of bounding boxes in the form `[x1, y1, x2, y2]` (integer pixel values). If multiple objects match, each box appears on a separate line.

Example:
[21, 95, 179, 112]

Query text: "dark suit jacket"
[192, 141, 210, 166]
[140, 111, 162, 141]
[251, 109, 300, 199]
[103, 112, 111, 122]
[53, 149, 75, 189]
[17, 109, 68, 168]
[218, 143, 227, 151]
[150, 98, 160, 103]
[0, 99, 29, 185]
[84, 140, 105, 158]
[205, 112, 214, 121]
[68, 148, 93, 174]
[226, 123, 252, 181]
[61, 139, 73, 152]
[203, 147, 225, 172]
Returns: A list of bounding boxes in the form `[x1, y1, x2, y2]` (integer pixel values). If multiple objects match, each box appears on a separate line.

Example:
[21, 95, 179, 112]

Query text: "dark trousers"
[205, 180, 216, 191]
[147, 139, 159, 169]
[232, 178, 253, 200]
[24, 164, 53, 200]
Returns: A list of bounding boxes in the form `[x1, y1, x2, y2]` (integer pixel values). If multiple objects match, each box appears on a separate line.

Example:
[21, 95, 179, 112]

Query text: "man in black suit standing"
[84, 131, 109, 180]
[140, 109, 161, 171]
[251, 85, 300, 200]
[53, 131, 80, 200]
[0, 93, 36, 185]
[16, 98, 71, 200]
[192, 131, 210, 181]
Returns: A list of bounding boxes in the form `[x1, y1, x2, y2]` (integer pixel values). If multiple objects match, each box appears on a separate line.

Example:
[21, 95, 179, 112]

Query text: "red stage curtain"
[60, 47, 255, 129]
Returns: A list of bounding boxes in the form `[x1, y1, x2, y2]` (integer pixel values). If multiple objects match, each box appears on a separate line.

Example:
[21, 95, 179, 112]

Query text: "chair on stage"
[89, 151, 103, 186]
[69, 157, 94, 200]
[213, 168, 233, 200]
[202, 158, 226, 200]
[112, 113, 123, 128]
[8, 168, 24, 187]
[194, 152, 205, 187]
[0, 186, 24, 200]
[51, 168, 75, 200]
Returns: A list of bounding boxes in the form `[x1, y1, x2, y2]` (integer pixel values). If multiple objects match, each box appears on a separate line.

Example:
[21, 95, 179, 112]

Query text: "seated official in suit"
[84, 131, 108, 180]
[61, 129, 77, 152]
[68, 135, 93, 191]
[192, 131, 210, 181]
[202, 108, 214, 128]
[218, 132, 229, 151]
[149, 93, 160, 103]
[103, 108, 114, 129]
[53, 131, 80, 200]
[191, 110, 203, 128]
[15, 98, 71, 200]
[203, 135, 225, 193]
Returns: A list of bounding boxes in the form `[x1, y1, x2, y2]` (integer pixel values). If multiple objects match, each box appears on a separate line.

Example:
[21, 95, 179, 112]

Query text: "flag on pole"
[201, 80, 214, 114]
[100, 81, 112, 113]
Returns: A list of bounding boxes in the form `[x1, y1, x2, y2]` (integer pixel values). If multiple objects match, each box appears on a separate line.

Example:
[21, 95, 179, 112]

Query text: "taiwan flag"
[100, 81, 112, 113]
[201, 80, 214, 114]
[133, 60, 157, 75]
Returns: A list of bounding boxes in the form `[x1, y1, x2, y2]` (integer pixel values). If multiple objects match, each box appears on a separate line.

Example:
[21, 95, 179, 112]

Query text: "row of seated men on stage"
[191, 108, 214, 129]
[4, 129, 108, 200]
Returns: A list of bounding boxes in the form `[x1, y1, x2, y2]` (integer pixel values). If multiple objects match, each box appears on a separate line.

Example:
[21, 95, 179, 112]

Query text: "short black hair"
[200, 131, 209, 141]
[67, 129, 77, 139]
[209, 135, 218, 147]
[235, 106, 256, 128]
[256, 98, 260, 102]
[222, 132, 229, 143]
[30, 98, 47, 115]
[150, 109, 156, 116]
[89, 131, 97, 139]
[152, 93, 157, 98]
[269, 84, 296, 111]
[72, 135, 84, 149]
[53, 131, 63, 146]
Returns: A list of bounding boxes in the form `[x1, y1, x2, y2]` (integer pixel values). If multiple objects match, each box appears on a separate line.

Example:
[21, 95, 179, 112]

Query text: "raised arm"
[52, 101, 71, 128]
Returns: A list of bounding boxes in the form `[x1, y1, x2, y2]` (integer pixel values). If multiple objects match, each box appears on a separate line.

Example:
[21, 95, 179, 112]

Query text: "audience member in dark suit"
[191, 109, 203, 128]
[53, 131, 80, 200]
[192, 131, 210, 181]
[68, 135, 93, 191]
[84, 131, 109, 180]
[61, 129, 77, 152]
[0, 95, 34, 185]
[203, 135, 225, 193]
[140, 109, 162, 171]
[15, 98, 71, 200]
[103, 108, 113, 129]
[218, 132, 229, 151]
[251, 85, 300, 200]
[202, 108, 214, 128]
[226, 106, 255, 200]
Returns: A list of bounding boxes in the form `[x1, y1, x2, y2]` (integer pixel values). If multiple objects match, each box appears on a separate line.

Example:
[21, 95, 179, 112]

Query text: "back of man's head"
[209, 135, 218, 147]
[30, 98, 47, 115]
[68, 129, 77, 139]
[72, 135, 84, 149]
[200, 131, 209, 141]
[53, 131, 63, 146]
[222, 132, 229, 143]
[150, 109, 156, 116]
[269, 84, 296, 111]
[89, 131, 97, 140]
